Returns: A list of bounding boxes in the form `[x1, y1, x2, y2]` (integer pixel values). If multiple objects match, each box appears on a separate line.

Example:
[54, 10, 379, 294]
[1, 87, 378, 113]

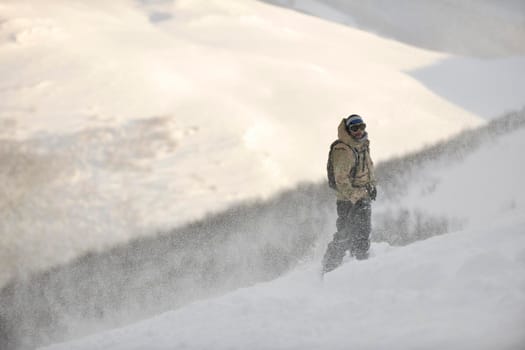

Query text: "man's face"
[349, 123, 366, 139]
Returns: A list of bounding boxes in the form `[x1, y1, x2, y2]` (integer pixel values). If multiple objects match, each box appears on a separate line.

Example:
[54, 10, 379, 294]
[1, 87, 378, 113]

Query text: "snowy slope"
[1, 0, 506, 287]
[41, 126, 525, 349]
[2, 1, 525, 346]
[41, 221, 525, 350]
[260, 1, 525, 119]
[262, 0, 525, 57]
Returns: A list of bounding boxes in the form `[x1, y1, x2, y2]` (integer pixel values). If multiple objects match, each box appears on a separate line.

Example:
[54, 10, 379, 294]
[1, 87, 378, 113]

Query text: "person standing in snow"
[322, 114, 377, 273]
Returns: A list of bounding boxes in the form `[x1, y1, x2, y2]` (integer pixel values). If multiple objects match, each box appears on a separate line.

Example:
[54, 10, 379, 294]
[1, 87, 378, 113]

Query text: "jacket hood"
[337, 119, 368, 147]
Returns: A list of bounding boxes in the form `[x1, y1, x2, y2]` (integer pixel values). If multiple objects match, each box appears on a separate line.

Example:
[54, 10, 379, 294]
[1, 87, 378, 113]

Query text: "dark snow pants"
[323, 199, 371, 273]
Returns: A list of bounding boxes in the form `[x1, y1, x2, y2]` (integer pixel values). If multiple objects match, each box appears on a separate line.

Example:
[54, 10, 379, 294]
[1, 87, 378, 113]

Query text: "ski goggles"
[349, 123, 366, 132]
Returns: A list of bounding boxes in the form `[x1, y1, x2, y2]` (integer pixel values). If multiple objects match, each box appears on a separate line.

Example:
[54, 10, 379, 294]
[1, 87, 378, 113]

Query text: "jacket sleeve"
[368, 154, 377, 186]
[332, 146, 367, 202]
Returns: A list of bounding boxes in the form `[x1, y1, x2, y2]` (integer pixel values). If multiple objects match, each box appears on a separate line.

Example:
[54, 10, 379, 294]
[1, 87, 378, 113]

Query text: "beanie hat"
[345, 114, 364, 128]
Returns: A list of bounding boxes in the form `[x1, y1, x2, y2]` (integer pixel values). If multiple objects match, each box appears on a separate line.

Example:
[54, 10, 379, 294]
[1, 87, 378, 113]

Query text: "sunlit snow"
[1, 0, 524, 349]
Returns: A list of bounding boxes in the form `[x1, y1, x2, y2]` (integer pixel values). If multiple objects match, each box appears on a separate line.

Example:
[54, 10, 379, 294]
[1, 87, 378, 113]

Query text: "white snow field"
[2, 0, 525, 289]
[42, 126, 525, 349]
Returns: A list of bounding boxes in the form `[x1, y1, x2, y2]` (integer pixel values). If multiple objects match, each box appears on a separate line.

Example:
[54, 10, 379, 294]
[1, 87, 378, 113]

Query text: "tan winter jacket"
[331, 119, 376, 203]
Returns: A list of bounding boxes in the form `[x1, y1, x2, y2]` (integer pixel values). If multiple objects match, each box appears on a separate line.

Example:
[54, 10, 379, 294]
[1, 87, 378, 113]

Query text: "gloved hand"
[349, 187, 368, 204]
[366, 184, 377, 201]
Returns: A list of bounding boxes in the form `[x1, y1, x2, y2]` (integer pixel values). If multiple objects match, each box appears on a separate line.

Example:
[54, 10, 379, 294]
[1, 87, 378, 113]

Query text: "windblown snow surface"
[1, 0, 525, 349]
[41, 118, 525, 349]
